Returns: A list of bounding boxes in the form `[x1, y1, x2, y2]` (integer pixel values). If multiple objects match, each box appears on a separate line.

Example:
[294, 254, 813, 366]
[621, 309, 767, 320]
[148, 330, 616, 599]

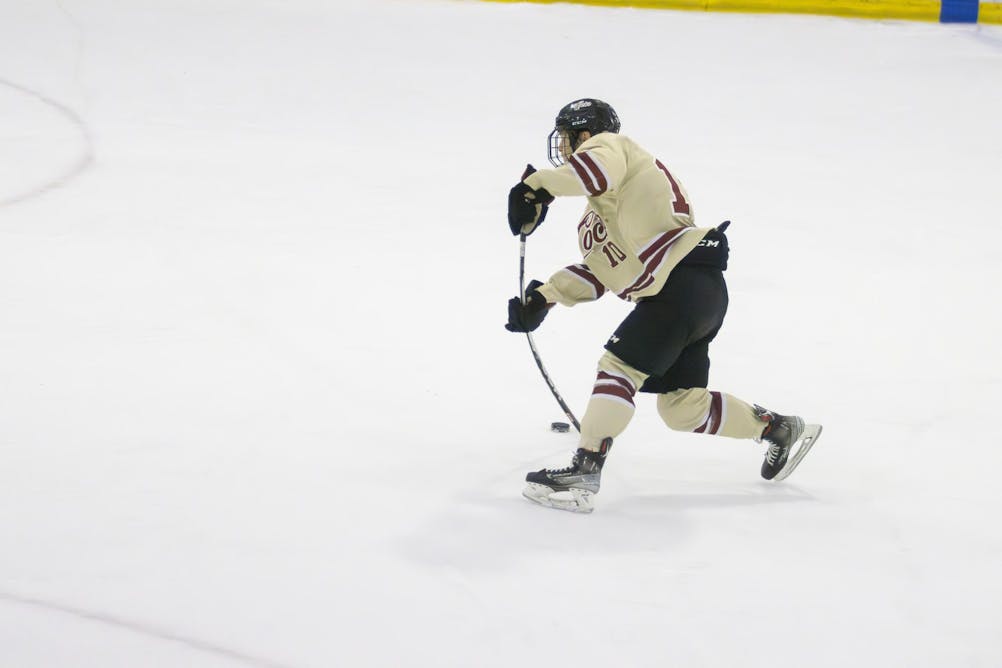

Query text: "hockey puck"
[550, 421, 571, 433]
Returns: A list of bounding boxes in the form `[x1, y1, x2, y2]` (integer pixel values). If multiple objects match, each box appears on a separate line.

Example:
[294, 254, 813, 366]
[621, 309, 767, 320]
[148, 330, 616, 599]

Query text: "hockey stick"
[519, 233, 581, 433]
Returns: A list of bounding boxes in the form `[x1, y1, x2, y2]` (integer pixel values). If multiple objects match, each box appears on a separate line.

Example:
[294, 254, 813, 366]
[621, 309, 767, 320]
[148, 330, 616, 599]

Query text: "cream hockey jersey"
[523, 132, 713, 306]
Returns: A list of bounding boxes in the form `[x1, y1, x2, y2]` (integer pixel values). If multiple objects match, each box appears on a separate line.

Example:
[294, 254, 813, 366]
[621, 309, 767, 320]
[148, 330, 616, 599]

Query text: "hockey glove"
[508, 164, 554, 237]
[505, 280, 553, 332]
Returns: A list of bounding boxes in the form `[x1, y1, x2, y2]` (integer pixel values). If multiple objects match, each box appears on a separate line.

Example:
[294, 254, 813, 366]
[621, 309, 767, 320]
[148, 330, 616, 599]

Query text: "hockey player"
[506, 98, 821, 513]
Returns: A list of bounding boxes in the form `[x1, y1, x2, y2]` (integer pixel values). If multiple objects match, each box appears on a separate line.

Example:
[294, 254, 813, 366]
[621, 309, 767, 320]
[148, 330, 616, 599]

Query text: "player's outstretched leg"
[755, 405, 806, 480]
[523, 438, 612, 513]
[657, 390, 822, 481]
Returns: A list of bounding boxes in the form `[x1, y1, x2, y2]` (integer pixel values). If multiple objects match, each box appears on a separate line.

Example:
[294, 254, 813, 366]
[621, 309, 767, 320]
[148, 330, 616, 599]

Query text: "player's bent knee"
[596, 350, 648, 393]
[657, 388, 711, 432]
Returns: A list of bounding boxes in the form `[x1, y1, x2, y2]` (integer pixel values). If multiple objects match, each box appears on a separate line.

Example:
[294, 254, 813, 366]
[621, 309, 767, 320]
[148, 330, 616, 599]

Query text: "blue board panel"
[941, 0, 979, 20]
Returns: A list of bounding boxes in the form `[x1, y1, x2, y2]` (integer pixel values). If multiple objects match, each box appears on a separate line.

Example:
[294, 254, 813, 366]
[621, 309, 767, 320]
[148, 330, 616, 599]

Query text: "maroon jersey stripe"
[567, 264, 607, 298]
[569, 153, 607, 196]
[638, 228, 685, 263]
[568, 154, 599, 195]
[617, 275, 656, 300]
[577, 153, 608, 194]
[618, 229, 690, 300]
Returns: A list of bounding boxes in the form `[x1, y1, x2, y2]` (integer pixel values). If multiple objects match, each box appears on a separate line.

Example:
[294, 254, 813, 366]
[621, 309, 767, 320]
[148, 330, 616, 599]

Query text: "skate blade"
[522, 482, 595, 514]
[773, 424, 823, 482]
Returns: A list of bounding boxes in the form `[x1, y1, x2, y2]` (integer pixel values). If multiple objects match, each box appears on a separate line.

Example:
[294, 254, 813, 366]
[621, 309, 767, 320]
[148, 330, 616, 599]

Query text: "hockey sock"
[578, 352, 649, 451]
[657, 388, 765, 439]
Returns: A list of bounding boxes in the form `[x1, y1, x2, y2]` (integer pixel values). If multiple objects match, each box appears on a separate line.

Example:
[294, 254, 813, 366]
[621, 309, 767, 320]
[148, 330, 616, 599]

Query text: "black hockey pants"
[604, 264, 729, 394]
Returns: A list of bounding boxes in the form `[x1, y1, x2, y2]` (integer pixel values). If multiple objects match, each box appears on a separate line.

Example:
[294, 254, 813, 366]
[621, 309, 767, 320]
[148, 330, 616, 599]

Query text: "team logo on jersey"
[578, 211, 627, 268]
[578, 211, 607, 251]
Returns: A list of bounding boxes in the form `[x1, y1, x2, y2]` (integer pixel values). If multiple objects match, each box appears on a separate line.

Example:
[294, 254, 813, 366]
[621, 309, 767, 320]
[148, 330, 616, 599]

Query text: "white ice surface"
[2, 1, 1002, 666]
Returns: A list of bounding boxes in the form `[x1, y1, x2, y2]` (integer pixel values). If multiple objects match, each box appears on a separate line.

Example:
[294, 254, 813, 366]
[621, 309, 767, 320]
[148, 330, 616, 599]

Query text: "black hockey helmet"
[548, 98, 621, 167]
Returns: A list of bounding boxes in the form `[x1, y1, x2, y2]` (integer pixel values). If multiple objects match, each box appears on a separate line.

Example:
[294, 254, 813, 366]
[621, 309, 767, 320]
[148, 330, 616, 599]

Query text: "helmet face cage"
[547, 128, 574, 167]
[546, 98, 620, 167]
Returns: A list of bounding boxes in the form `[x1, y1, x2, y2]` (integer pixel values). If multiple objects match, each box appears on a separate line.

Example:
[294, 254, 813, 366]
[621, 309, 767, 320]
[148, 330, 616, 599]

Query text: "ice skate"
[522, 438, 612, 513]
[755, 405, 822, 481]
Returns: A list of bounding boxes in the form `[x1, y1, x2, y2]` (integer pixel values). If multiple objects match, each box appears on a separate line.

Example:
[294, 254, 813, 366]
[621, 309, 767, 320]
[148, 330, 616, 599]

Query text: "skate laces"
[545, 452, 582, 475]
[763, 417, 803, 466]
[546, 449, 603, 476]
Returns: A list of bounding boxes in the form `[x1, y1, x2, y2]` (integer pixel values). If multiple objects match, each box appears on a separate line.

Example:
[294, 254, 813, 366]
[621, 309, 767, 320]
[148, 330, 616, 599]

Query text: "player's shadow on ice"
[397, 484, 814, 572]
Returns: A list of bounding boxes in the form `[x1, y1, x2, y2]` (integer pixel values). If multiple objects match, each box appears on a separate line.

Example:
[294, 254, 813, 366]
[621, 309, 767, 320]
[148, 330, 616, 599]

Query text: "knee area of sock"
[597, 351, 647, 390]
[660, 413, 688, 431]
[659, 407, 695, 431]
[656, 396, 685, 431]
[657, 390, 710, 431]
